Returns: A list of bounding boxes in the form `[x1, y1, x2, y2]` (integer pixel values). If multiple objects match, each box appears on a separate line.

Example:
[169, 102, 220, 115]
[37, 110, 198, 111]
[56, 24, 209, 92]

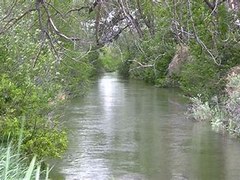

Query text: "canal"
[51, 72, 240, 180]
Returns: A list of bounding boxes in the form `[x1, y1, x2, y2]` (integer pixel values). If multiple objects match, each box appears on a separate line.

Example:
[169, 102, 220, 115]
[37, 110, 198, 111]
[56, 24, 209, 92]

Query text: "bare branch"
[45, 2, 65, 18]
[32, 42, 45, 68]
[118, 0, 143, 38]
[129, 59, 154, 72]
[66, 6, 89, 15]
[0, 8, 36, 35]
[203, 0, 226, 12]
[42, 4, 81, 41]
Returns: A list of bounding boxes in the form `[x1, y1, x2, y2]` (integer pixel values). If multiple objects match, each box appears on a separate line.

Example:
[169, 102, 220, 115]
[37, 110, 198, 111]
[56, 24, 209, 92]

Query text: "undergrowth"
[189, 74, 240, 137]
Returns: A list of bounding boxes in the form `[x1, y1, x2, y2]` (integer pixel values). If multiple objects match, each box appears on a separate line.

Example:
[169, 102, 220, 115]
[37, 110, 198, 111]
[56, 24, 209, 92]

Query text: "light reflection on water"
[51, 72, 240, 180]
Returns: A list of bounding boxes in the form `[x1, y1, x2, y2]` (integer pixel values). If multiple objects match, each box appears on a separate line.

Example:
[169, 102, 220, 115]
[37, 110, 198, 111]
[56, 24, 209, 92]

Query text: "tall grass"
[0, 143, 50, 180]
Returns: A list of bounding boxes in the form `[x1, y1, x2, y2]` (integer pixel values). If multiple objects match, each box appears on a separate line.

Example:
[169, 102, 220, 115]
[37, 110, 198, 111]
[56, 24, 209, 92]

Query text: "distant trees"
[113, 0, 240, 99]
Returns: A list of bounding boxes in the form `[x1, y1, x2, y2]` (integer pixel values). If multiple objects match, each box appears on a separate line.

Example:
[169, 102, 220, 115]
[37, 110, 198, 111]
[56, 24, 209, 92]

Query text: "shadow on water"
[50, 72, 240, 180]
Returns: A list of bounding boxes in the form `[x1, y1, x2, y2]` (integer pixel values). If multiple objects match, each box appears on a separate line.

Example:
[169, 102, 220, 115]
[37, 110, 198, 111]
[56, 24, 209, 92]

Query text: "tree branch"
[42, 4, 81, 41]
[118, 0, 143, 38]
[0, 8, 36, 35]
[65, 6, 89, 15]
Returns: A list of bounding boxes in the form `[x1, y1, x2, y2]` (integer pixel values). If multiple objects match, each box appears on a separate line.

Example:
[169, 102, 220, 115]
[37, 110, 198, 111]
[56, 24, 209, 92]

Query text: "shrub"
[189, 73, 240, 137]
[121, 32, 176, 84]
[0, 28, 68, 159]
[225, 74, 240, 135]
[179, 54, 222, 100]
[189, 96, 214, 121]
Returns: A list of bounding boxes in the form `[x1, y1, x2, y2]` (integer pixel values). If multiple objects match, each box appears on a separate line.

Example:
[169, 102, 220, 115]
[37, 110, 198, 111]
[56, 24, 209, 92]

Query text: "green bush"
[118, 60, 131, 78]
[87, 49, 103, 76]
[120, 31, 176, 84]
[0, 74, 67, 158]
[0, 14, 69, 159]
[118, 44, 138, 78]
[179, 54, 222, 100]
[56, 59, 92, 97]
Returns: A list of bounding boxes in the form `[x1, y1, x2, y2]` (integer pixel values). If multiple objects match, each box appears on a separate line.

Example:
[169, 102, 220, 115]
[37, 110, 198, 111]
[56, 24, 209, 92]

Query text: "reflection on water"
[51, 72, 240, 180]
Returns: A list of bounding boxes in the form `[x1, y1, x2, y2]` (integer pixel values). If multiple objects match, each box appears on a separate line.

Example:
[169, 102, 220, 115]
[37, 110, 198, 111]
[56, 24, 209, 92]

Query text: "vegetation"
[0, 0, 96, 163]
[116, 0, 240, 99]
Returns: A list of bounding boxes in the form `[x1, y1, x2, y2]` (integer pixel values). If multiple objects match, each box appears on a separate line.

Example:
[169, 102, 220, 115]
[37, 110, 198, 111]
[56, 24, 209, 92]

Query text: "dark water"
[51, 73, 240, 180]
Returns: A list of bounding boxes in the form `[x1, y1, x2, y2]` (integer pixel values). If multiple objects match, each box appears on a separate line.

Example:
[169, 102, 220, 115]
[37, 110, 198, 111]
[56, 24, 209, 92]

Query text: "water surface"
[51, 73, 240, 180]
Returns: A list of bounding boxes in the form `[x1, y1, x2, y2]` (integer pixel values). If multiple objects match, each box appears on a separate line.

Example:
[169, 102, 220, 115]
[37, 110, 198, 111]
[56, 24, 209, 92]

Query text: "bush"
[0, 18, 69, 159]
[189, 96, 214, 121]
[0, 74, 67, 158]
[118, 60, 131, 78]
[120, 32, 176, 84]
[179, 54, 223, 100]
[225, 74, 240, 134]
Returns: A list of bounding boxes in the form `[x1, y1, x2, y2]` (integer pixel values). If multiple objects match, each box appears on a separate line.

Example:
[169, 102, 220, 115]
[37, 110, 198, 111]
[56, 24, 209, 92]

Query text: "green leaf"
[24, 155, 36, 180]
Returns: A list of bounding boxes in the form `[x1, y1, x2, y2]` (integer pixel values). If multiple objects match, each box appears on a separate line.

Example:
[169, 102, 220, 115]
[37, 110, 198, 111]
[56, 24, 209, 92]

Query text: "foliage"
[118, 60, 131, 78]
[87, 49, 103, 76]
[56, 58, 92, 97]
[225, 74, 240, 134]
[118, 18, 176, 84]
[0, 74, 68, 159]
[99, 46, 122, 72]
[117, 39, 138, 77]
[0, 25, 69, 159]
[179, 54, 222, 100]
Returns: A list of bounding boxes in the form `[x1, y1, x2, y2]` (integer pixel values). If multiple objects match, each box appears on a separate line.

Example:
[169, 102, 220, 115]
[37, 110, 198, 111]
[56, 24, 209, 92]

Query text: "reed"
[0, 143, 50, 180]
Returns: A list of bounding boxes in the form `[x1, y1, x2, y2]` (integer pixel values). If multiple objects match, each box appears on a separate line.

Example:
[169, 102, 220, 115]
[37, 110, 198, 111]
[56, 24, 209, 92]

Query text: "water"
[51, 72, 240, 180]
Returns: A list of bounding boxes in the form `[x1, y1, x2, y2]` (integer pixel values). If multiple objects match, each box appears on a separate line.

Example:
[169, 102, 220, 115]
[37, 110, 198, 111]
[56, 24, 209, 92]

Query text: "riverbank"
[189, 66, 240, 137]
[117, 41, 240, 137]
